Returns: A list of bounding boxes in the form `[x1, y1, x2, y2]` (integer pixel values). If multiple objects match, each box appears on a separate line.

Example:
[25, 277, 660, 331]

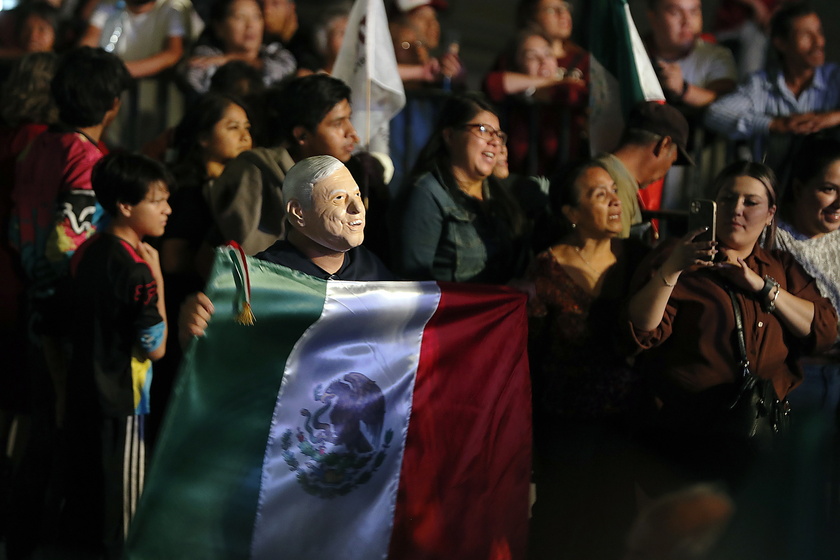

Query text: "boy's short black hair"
[262, 74, 351, 147]
[51, 47, 132, 128]
[92, 153, 173, 217]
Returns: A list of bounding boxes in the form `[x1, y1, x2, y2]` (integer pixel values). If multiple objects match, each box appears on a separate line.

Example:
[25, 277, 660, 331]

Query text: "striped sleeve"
[704, 72, 774, 139]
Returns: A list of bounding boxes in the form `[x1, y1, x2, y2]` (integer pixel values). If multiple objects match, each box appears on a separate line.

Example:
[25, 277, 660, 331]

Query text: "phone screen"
[688, 199, 716, 244]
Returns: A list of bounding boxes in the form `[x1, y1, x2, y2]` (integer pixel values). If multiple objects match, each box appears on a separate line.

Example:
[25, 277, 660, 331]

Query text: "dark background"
[299, 0, 840, 91]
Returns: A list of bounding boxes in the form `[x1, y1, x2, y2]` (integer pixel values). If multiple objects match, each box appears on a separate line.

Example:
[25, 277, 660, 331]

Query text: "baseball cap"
[626, 101, 695, 166]
[395, 0, 448, 13]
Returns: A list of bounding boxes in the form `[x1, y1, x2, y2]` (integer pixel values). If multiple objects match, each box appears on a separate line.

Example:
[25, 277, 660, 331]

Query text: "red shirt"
[483, 42, 590, 176]
[11, 127, 106, 286]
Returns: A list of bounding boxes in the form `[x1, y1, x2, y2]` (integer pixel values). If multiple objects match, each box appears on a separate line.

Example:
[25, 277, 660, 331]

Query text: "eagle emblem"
[280, 372, 393, 499]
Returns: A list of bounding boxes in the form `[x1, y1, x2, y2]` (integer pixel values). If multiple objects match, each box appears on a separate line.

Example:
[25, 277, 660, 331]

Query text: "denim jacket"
[396, 170, 525, 283]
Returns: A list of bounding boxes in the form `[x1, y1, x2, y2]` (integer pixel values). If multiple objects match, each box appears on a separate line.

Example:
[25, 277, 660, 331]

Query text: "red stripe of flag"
[389, 283, 532, 560]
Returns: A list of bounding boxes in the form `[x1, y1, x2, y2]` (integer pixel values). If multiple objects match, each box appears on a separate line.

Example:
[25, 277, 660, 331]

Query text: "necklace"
[574, 246, 599, 275]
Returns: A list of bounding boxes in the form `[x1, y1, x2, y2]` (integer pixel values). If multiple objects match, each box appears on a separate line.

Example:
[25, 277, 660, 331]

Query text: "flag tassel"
[236, 301, 255, 326]
[227, 242, 255, 325]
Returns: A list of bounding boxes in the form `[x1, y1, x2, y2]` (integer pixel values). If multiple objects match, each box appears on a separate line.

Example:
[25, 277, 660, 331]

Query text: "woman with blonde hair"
[627, 161, 837, 492]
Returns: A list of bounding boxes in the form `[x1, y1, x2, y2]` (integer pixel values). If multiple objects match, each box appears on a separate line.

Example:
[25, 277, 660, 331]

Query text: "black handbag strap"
[726, 287, 750, 377]
[726, 288, 791, 433]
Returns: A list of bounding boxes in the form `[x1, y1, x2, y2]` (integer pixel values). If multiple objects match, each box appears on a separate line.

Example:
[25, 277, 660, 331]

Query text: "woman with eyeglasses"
[391, 92, 528, 283]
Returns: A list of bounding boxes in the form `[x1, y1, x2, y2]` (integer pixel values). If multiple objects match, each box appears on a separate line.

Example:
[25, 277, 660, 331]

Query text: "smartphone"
[687, 199, 716, 243]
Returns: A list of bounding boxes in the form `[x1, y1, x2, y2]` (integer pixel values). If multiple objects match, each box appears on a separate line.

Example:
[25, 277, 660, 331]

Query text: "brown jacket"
[627, 243, 838, 402]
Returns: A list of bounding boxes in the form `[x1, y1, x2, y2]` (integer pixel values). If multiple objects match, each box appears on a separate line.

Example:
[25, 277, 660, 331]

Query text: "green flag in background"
[588, 0, 665, 154]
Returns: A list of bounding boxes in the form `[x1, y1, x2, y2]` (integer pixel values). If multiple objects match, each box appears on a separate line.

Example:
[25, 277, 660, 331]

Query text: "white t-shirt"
[679, 39, 737, 88]
[91, 0, 186, 60]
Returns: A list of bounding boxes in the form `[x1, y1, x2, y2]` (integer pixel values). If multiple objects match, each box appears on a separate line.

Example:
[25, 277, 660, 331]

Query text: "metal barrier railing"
[106, 70, 185, 152]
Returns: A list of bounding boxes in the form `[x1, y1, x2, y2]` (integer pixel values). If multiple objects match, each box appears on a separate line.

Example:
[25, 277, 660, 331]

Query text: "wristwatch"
[757, 275, 781, 313]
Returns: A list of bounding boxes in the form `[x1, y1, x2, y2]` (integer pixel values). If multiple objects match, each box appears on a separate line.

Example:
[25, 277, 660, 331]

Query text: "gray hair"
[283, 155, 346, 210]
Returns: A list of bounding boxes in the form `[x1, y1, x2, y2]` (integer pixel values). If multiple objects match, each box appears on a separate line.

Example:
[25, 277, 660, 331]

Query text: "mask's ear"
[287, 199, 304, 227]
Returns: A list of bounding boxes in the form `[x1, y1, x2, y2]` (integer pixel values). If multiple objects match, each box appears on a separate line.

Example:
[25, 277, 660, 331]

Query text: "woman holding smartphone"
[625, 161, 837, 492]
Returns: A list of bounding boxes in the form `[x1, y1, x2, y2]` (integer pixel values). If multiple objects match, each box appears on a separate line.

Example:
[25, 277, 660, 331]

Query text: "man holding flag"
[182, 155, 394, 343]
[127, 154, 532, 559]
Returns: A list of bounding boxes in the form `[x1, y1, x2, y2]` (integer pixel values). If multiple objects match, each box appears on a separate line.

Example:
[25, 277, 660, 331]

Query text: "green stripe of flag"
[128, 252, 328, 558]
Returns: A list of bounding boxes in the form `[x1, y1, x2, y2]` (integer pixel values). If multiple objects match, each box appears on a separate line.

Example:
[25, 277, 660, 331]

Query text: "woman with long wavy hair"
[392, 92, 528, 284]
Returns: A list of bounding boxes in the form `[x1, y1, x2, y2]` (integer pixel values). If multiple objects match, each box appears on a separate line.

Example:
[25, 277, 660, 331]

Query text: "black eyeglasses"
[460, 123, 508, 145]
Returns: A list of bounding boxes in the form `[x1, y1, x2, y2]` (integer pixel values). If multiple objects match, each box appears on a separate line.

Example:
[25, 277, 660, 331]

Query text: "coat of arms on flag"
[279, 372, 392, 499]
[126, 247, 532, 559]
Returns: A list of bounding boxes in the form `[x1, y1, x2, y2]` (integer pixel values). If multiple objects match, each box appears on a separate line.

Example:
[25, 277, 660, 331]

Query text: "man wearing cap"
[597, 101, 693, 239]
[182, 155, 394, 343]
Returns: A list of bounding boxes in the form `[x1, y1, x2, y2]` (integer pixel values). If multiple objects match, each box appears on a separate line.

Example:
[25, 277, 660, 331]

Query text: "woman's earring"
[571, 223, 577, 229]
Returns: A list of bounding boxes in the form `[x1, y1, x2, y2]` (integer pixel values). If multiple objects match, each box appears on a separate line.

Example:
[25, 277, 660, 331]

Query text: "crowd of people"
[1, 0, 840, 559]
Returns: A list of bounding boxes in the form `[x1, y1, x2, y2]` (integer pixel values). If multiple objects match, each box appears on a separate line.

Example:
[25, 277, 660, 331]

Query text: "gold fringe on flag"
[236, 301, 255, 326]
[228, 242, 255, 326]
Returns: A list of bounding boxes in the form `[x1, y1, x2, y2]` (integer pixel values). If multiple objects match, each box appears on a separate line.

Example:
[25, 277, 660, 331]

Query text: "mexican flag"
[588, 0, 665, 154]
[126, 246, 531, 559]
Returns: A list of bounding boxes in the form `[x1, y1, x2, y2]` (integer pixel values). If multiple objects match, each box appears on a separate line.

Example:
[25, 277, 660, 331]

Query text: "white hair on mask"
[283, 155, 346, 210]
